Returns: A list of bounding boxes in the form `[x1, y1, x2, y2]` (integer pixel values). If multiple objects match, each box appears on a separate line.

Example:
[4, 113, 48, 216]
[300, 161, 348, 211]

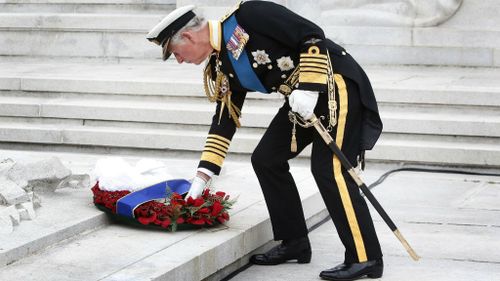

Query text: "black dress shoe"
[250, 237, 312, 265]
[320, 258, 383, 280]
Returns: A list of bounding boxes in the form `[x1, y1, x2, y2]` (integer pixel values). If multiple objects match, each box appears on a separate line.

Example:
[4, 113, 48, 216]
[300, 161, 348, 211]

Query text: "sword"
[297, 113, 420, 261]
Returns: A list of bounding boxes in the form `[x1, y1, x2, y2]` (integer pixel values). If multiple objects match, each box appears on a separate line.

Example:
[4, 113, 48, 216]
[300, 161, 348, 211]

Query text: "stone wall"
[177, 0, 462, 26]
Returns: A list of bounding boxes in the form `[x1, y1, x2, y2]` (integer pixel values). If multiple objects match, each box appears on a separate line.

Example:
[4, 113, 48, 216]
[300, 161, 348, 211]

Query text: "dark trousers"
[251, 75, 382, 263]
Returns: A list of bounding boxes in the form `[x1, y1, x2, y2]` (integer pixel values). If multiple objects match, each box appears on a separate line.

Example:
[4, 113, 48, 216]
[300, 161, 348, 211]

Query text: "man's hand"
[288, 90, 319, 120]
[186, 176, 206, 199]
[186, 169, 213, 199]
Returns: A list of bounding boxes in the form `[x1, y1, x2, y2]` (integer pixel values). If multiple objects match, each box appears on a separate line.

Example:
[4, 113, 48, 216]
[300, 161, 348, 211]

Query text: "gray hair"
[170, 15, 206, 45]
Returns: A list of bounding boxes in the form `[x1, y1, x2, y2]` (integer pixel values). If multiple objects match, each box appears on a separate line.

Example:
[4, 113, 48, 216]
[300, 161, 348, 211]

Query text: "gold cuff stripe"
[332, 73, 367, 263]
[203, 147, 226, 158]
[206, 139, 229, 150]
[200, 151, 225, 167]
[300, 68, 328, 75]
[299, 72, 328, 84]
[204, 143, 228, 155]
[300, 63, 327, 68]
[300, 58, 328, 64]
[207, 134, 230, 146]
[300, 54, 328, 59]
[299, 62, 328, 69]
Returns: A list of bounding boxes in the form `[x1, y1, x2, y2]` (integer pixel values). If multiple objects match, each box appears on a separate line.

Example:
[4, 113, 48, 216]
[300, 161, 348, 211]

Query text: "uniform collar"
[208, 20, 222, 52]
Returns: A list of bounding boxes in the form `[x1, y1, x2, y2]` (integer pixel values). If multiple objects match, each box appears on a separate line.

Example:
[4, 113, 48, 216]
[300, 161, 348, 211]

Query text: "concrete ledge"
[0, 188, 109, 267]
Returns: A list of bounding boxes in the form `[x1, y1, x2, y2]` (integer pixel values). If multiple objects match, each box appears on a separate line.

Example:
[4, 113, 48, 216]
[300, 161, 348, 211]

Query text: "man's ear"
[181, 31, 195, 43]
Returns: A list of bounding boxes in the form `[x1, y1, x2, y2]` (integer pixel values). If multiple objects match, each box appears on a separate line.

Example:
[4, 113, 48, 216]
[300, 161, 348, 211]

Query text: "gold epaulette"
[220, 0, 243, 22]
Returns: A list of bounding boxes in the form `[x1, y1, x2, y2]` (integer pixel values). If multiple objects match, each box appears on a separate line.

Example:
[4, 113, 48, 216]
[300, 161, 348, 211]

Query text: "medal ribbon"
[223, 15, 268, 94]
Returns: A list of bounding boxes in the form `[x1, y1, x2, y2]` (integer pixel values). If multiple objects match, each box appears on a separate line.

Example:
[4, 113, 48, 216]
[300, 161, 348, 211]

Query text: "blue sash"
[223, 15, 268, 93]
[116, 179, 191, 218]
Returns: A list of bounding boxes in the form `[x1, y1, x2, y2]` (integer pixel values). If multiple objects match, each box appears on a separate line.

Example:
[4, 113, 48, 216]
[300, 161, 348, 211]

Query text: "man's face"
[169, 31, 210, 65]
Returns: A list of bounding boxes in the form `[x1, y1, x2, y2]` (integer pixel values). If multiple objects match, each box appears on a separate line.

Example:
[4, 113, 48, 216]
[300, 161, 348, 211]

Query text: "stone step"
[0, 0, 176, 14]
[0, 121, 499, 168]
[371, 133, 500, 167]
[1, 96, 499, 138]
[325, 26, 500, 49]
[0, 13, 164, 31]
[1, 61, 500, 167]
[0, 10, 498, 65]
[0, 96, 278, 128]
[323, 26, 500, 67]
[1, 62, 499, 105]
[0, 13, 162, 60]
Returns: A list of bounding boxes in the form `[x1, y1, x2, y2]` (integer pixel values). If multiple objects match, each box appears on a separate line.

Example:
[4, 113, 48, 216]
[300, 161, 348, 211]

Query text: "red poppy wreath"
[91, 179, 234, 231]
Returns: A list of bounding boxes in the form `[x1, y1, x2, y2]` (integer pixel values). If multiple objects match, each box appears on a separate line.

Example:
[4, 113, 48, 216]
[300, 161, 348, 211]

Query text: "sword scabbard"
[304, 113, 420, 262]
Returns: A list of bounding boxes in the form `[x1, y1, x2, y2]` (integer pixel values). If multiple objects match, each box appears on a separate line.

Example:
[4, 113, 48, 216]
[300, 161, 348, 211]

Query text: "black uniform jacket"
[198, 0, 382, 175]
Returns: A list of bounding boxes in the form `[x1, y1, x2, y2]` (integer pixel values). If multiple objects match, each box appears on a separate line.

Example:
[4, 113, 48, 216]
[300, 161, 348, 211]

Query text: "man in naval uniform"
[147, 1, 384, 280]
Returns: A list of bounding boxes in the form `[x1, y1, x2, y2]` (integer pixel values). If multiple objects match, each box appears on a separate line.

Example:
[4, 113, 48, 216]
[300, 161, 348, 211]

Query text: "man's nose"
[175, 54, 184, 64]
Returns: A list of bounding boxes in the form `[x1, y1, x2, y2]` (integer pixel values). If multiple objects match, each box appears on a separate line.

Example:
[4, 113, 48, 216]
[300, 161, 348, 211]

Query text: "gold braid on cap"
[203, 54, 241, 128]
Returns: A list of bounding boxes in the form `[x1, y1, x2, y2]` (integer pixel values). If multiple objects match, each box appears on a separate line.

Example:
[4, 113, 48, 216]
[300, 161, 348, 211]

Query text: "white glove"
[186, 176, 206, 199]
[185, 168, 214, 199]
[288, 90, 319, 120]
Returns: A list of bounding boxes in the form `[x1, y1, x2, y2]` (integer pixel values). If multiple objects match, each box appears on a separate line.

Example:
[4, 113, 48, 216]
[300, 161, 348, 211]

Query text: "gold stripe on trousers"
[332, 73, 368, 263]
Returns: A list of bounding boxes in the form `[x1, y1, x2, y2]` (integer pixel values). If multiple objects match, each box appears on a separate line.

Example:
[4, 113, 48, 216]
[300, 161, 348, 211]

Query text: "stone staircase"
[1, 1, 500, 281]
[0, 0, 499, 169]
[0, 0, 176, 60]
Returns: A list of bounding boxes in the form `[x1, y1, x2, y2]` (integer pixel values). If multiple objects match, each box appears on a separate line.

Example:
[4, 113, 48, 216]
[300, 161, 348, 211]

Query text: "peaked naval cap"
[146, 5, 196, 60]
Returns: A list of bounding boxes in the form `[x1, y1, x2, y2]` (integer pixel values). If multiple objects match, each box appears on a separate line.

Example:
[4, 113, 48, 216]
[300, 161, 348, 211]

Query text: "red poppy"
[161, 218, 171, 228]
[215, 191, 226, 197]
[211, 201, 223, 216]
[194, 198, 205, 207]
[197, 207, 210, 214]
[190, 219, 205, 225]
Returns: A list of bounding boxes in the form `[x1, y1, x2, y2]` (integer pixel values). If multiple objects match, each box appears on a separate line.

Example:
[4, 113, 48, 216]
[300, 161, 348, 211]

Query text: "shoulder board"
[220, 0, 243, 22]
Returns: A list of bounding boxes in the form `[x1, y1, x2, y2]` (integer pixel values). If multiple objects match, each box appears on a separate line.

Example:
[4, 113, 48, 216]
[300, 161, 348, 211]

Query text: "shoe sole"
[319, 267, 383, 280]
